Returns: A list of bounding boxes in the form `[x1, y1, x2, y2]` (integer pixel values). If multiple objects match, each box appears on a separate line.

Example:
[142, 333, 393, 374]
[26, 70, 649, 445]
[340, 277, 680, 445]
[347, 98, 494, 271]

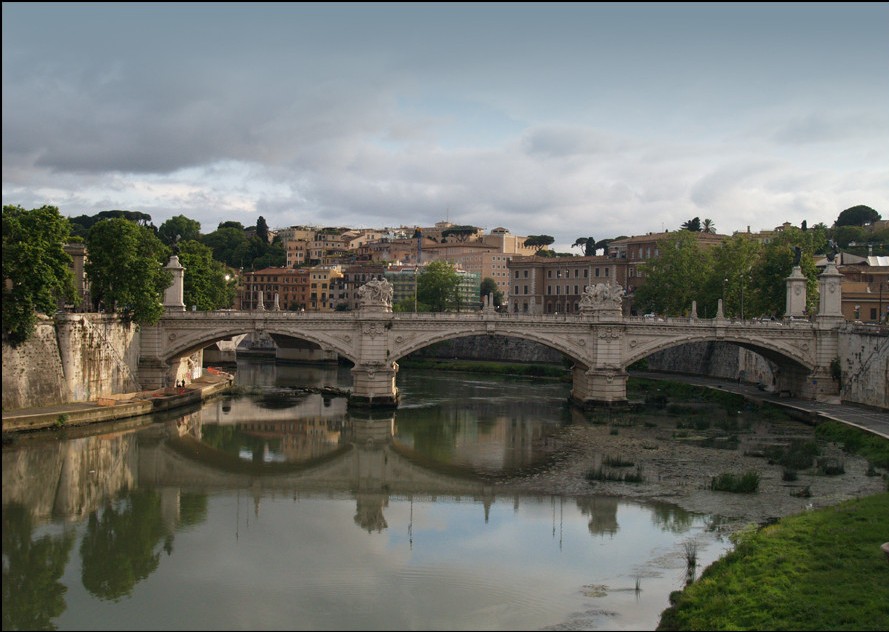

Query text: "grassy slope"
[658, 492, 889, 631]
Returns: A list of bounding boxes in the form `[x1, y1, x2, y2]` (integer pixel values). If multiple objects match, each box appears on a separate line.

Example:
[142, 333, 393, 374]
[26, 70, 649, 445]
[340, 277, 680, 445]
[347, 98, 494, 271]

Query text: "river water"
[2, 359, 734, 631]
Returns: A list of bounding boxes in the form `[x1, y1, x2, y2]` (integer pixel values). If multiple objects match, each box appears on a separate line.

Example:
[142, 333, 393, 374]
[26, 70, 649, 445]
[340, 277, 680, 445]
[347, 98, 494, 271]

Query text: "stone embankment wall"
[2, 313, 141, 411]
[837, 327, 888, 410]
[408, 335, 565, 364]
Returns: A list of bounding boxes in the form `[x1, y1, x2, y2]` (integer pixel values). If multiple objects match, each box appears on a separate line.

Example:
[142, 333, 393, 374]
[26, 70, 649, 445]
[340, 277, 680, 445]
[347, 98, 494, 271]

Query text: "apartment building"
[506, 256, 626, 315]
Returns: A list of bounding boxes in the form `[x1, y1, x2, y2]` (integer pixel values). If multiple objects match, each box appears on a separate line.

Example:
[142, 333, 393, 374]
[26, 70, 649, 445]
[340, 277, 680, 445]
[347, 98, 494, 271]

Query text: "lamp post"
[880, 281, 886, 324]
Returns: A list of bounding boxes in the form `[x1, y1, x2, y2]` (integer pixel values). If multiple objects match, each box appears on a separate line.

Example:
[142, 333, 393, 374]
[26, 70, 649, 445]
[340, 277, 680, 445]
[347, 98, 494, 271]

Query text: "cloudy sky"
[3, 2, 887, 251]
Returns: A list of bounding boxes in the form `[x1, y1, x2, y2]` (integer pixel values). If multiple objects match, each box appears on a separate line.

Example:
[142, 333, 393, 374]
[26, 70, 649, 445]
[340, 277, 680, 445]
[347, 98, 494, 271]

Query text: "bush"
[710, 471, 760, 493]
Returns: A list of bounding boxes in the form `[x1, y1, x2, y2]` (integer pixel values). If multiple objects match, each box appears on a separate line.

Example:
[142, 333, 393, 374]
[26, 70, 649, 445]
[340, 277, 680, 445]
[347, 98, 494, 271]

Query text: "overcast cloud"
[3, 2, 887, 250]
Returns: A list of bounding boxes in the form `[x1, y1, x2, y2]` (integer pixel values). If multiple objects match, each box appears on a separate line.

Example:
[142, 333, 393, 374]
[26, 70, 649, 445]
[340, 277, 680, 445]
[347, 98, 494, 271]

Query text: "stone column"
[817, 261, 844, 322]
[785, 266, 807, 318]
[163, 255, 186, 312]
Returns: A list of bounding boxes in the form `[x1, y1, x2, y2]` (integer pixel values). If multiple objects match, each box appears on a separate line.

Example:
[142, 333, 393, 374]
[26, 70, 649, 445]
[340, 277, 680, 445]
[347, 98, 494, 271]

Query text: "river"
[3, 359, 748, 631]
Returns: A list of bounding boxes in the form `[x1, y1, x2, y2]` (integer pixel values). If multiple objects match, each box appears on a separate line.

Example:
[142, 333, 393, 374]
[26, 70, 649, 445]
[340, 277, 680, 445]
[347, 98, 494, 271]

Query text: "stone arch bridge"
[140, 263, 846, 408]
[139, 309, 843, 409]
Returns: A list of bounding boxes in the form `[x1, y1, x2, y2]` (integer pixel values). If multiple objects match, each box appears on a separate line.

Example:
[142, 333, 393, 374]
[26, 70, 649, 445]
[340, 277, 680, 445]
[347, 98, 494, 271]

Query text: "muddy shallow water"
[495, 402, 887, 534]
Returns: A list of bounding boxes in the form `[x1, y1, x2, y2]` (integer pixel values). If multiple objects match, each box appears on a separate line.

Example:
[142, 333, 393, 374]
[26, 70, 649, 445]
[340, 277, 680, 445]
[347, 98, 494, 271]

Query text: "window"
[605, 268, 609, 277]
[515, 285, 519, 296]
[524, 270, 528, 278]
[524, 285, 528, 294]
[548, 271, 552, 278]
[595, 268, 600, 277]
[574, 269, 579, 277]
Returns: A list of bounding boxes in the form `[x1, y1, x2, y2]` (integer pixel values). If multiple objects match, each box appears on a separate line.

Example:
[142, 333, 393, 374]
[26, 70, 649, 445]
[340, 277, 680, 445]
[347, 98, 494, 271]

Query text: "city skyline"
[3, 3, 887, 251]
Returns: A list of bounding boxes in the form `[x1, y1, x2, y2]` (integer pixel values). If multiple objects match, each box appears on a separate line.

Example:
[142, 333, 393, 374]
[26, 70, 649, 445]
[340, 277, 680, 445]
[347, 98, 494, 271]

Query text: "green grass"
[657, 492, 889, 631]
[815, 421, 889, 469]
[710, 471, 760, 493]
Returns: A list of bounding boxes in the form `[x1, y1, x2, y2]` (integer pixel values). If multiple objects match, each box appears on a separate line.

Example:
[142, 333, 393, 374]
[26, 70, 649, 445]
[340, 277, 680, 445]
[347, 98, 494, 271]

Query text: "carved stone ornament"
[579, 282, 625, 310]
[358, 278, 394, 308]
[362, 323, 385, 338]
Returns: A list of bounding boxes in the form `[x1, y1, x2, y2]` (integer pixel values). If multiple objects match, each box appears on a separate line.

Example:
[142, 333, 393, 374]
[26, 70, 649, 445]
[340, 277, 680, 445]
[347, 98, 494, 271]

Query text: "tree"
[218, 221, 245, 231]
[835, 205, 880, 227]
[749, 226, 823, 317]
[417, 260, 460, 312]
[633, 231, 711, 316]
[200, 226, 252, 268]
[158, 215, 201, 246]
[572, 236, 596, 256]
[707, 234, 762, 318]
[256, 216, 269, 243]
[85, 218, 172, 324]
[177, 240, 237, 310]
[681, 217, 702, 232]
[2, 205, 76, 345]
[702, 219, 716, 234]
[250, 235, 286, 269]
[523, 235, 555, 253]
[480, 277, 503, 307]
[441, 225, 479, 242]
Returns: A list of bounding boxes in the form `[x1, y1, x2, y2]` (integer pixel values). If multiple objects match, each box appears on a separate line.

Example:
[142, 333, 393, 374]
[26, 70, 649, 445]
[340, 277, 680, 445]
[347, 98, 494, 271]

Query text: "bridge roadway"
[138, 307, 842, 408]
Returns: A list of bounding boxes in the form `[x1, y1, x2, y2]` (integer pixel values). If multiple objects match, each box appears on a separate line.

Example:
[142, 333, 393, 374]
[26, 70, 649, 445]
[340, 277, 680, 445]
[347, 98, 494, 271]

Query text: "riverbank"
[1, 369, 234, 436]
[656, 491, 889, 631]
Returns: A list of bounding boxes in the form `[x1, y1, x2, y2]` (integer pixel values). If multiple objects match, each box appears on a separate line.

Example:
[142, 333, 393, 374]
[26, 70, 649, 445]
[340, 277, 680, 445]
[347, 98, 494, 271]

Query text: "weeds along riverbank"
[656, 491, 889, 631]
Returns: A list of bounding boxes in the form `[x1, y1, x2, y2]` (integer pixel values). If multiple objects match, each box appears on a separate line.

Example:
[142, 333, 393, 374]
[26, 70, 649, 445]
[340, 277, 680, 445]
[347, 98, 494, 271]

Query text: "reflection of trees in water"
[2, 503, 75, 631]
[575, 496, 620, 536]
[178, 493, 209, 529]
[354, 493, 388, 533]
[649, 503, 694, 534]
[79, 489, 172, 601]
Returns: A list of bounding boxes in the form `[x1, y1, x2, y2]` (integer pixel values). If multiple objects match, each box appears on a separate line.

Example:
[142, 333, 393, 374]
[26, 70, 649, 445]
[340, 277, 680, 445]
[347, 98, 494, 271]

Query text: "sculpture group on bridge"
[358, 277, 394, 309]
[579, 282, 625, 309]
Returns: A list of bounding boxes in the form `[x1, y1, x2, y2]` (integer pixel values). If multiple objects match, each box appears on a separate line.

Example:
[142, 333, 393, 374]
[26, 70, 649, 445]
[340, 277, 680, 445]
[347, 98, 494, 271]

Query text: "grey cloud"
[771, 113, 889, 146]
[521, 126, 629, 158]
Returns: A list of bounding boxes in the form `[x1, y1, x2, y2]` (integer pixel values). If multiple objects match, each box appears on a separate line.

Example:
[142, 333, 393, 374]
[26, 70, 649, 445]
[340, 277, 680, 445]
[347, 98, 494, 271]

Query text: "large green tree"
[2, 205, 76, 345]
[749, 226, 823, 317]
[633, 231, 712, 316]
[200, 226, 253, 268]
[158, 215, 201, 246]
[85, 218, 171, 324]
[177, 240, 237, 310]
[441, 225, 479, 242]
[572, 236, 596, 256]
[523, 235, 555, 253]
[835, 205, 880, 227]
[417, 260, 460, 312]
[681, 217, 702, 232]
[707, 234, 763, 318]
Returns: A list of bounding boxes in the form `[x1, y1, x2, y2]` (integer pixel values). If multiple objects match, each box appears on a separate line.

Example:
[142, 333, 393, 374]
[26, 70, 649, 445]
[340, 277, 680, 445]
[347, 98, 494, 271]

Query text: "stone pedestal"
[163, 255, 186, 312]
[570, 366, 628, 408]
[349, 362, 399, 408]
[785, 266, 807, 318]
[817, 261, 844, 322]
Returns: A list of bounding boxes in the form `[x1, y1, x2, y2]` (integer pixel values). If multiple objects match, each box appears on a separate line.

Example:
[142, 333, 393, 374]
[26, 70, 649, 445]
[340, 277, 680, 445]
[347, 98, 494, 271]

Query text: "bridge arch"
[162, 325, 360, 367]
[390, 326, 589, 370]
[623, 331, 815, 373]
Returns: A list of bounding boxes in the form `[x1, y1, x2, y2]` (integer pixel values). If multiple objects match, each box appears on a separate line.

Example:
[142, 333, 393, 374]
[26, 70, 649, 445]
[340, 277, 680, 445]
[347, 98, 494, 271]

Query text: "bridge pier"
[570, 366, 628, 408]
[349, 362, 400, 408]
